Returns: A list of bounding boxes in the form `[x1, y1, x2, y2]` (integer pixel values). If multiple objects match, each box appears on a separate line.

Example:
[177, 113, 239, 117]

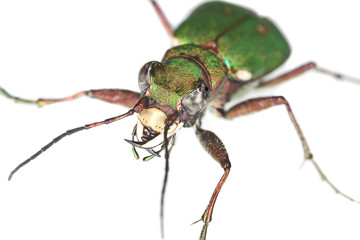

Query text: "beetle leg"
[86, 89, 140, 108]
[219, 96, 359, 203]
[195, 125, 231, 240]
[0, 87, 140, 108]
[150, 0, 180, 46]
[258, 62, 360, 88]
[258, 62, 316, 87]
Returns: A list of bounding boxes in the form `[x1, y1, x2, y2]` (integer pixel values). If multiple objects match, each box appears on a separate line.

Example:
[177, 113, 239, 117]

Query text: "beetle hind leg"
[219, 96, 359, 203]
[150, 0, 180, 46]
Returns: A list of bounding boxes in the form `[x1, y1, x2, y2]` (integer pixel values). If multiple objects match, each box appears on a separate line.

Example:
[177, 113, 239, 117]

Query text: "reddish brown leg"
[224, 96, 311, 159]
[0, 87, 140, 108]
[195, 125, 231, 240]
[85, 89, 140, 108]
[150, 0, 180, 45]
[150, 0, 173, 37]
[258, 61, 360, 88]
[258, 62, 316, 88]
[220, 96, 359, 203]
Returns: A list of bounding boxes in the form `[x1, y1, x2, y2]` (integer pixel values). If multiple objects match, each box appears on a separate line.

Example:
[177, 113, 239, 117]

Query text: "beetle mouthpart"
[137, 107, 169, 133]
[125, 107, 184, 150]
[129, 119, 183, 149]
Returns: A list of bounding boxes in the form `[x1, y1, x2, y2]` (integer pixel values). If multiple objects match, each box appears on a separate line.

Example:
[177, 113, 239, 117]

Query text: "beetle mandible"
[0, 0, 360, 240]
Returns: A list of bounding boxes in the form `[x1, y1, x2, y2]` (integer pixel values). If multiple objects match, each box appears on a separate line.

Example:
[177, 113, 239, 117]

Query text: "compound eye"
[181, 83, 208, 115]
[138, 61, 159, 91]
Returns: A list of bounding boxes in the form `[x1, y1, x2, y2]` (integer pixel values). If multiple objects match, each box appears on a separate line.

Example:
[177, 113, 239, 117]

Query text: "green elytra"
[1, 1, 359, 240]
[174, 1, 290, 80]
[147, 1, 290, 112]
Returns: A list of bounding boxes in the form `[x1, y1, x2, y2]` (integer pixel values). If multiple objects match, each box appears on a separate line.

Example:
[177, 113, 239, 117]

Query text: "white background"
[1, 1, 360, 240]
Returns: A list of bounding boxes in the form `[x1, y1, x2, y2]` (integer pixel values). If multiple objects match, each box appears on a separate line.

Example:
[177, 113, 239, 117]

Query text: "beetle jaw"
[128, 107, 183, 149]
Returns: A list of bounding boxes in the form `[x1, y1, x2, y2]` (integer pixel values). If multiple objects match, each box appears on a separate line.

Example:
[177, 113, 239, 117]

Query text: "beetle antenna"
[160, 121, 172, 238]
[7, 101, 145, 181]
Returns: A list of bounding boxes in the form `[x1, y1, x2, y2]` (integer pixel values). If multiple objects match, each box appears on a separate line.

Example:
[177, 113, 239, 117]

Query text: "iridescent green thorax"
[174, 1, 291, 80]
[164, 44, 228, 91]
[148, 57, 203, 109]
[147, 44, 228, 110]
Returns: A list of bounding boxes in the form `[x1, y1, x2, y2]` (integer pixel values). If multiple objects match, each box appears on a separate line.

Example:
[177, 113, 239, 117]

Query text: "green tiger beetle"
[1, 1, 360, 239]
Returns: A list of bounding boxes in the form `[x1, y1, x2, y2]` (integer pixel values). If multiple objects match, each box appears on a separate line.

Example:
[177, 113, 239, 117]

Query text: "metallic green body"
[164, 45, 228, 90]
[147, 1, 291, 115]
[1, 2, 357, 240]
[149, 57, 203, 108]
[174, 1, 291, 80]
[146, 44, 228, 112]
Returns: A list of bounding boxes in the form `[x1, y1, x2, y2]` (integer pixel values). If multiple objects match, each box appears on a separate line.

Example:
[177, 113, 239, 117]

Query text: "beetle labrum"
[1, 1, 359, 239]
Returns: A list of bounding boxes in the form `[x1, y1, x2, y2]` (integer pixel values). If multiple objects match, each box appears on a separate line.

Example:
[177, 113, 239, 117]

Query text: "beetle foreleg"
[220, 96, 359, 203]
[0, 87, 140, 108]
[0, 86, 43, 105]
[195, 125, 231, 240]
[86, 89, 140, 108]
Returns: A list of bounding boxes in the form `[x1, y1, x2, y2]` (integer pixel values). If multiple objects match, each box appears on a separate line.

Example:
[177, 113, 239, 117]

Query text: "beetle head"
[138, 58, 209, 123]
[126, 58, 210, 156]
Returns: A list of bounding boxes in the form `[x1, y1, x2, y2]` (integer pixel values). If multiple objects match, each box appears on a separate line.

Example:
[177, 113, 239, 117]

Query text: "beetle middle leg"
[218, 96, 359, 203]
[194, 123, 231, 240]
[0, 87, 140, 108]
[258, 62, 360, 88]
